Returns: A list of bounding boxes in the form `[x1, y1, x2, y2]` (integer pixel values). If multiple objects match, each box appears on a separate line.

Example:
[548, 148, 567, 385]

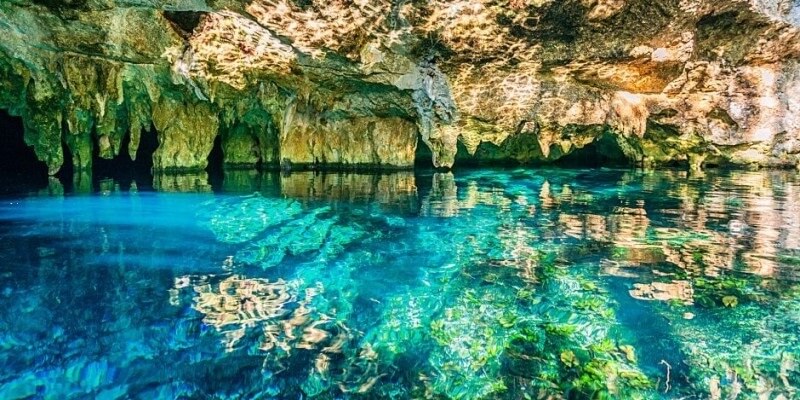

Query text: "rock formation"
[1, 0, 799, 174]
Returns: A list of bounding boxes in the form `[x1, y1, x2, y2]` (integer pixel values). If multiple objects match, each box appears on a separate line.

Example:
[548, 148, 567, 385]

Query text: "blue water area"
[0, 168, 798, 399]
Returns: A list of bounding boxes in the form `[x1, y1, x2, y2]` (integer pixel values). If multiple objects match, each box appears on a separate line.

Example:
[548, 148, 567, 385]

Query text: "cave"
[555, 132, 632, 167]
[0, 1, 799, 399]
[206, 134, 225, 190]
[163, 10, 206, 36]
[414, 134, 434, 168]
[0, 110, 49, 193]
[92, 127, 159, 191]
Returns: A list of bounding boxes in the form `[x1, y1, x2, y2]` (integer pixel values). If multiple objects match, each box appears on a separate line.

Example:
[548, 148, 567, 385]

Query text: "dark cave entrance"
[58, 137, 75, 192]
[163, 11, 206, 36]
[415, 132, 634, 169]
[0, 110, 49, 193]
[555, 132, 632, 168]
[414, 134, 434, 168]
[206, 134, 225, 189]
[92, 127, 159, 191]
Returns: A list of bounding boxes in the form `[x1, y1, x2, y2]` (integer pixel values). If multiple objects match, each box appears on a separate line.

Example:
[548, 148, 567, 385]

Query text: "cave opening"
[555, 132, 632, 168]
[206, 134, 225, 189]
[92, 127, 158, 191]
[163, 11, 206, 36]
[453, 140, 521, 167]
[0, 110, 49, 194]
[57, 136, 76, 192]
[414, 134, 434, 168]
[414, 133, 636, 169]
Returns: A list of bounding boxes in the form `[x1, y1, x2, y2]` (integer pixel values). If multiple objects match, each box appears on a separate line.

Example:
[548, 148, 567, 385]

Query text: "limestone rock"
[279, 111, 418, 168]
[0, 0, 799, 173]
[152, 98, 219, 171]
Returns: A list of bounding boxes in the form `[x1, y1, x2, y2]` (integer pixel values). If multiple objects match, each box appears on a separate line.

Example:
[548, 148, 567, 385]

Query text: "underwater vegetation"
[0, 168, 798, 399]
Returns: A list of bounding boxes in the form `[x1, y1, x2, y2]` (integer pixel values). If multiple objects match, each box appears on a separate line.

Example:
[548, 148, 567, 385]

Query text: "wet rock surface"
[1, 0, 799, 173]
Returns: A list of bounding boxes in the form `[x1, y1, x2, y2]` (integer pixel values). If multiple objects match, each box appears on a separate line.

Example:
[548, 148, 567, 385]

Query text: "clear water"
[0, 168, 798, 399]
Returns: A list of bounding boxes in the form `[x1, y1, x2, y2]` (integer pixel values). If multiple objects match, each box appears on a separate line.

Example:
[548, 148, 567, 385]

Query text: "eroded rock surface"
[1, 0, 799, 173]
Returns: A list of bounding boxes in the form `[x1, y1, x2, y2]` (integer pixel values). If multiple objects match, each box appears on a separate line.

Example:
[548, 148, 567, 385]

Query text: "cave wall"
[0, 0, 799, 174]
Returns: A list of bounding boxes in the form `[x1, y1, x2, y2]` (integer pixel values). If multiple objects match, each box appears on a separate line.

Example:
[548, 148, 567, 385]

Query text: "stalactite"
[0, 0, 799, 175]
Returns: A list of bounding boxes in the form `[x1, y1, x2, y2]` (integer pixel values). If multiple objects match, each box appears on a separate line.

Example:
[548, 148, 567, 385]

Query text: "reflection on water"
[0, 168, 799, 399]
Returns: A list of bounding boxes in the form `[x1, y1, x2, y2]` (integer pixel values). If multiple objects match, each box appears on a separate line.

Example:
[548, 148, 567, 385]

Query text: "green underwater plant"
[692, 274, 765, 309]
[721, 295, 738, 307]
[634, 268, 800, 398]
[561, 350, 579, 368]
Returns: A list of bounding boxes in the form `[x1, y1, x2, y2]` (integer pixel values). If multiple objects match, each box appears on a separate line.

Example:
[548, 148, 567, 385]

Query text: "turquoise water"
[0, 168, 799, 399]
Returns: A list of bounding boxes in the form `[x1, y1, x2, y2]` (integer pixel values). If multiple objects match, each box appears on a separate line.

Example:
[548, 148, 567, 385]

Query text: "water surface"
[1, 168, 799, 399]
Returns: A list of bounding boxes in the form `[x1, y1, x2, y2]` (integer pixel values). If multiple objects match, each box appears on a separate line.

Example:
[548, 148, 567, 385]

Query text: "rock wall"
[0, 0, 799, 174]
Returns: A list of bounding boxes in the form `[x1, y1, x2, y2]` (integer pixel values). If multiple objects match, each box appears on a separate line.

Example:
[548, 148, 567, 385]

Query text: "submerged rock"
[0, 0, 799, 172]
[235, 207, 336, 267]
[199, 194, 303, 243]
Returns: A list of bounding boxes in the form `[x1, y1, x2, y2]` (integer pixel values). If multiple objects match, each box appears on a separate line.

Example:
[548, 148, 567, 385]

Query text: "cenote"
[3, 2, 800, 397]
[0, 167, 798, 399]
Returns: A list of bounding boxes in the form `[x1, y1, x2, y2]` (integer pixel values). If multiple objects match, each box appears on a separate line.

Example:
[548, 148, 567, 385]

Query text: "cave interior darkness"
[0, 109, 638, 194]
[0, 110, 161, 193]
[0, 110, 48, 192]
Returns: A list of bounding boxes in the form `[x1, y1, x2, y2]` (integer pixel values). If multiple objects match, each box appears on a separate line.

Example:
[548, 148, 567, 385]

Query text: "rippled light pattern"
[0, 169, 798, 399]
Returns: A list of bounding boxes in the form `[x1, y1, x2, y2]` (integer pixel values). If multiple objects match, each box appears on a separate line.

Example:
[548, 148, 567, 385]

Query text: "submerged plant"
[561, 350, 579, 368]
